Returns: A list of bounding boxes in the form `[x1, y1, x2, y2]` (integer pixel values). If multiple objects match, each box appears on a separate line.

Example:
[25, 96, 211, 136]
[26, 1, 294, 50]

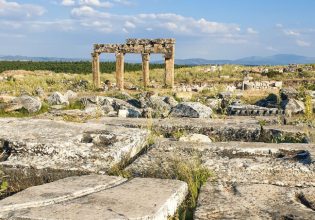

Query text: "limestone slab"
[92, 117, 262, 142]
[126, 139, 315, 187]
[0, 175, 188, 220]
[0, 118, 149, 190]
[194, 182, 315, 220]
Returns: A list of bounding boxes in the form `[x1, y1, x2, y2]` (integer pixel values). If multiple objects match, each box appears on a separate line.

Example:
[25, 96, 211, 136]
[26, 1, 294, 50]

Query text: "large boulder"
[170, 102, 213, 118]
[3, 95, 42, 113]
[112, 98, 142, 117]
[47, 92, 69, 106]
[81, 96, 115, 115]
[281, 99, 305, 114]
[280, 88, 299, 100]
[146, 95, 171, 118]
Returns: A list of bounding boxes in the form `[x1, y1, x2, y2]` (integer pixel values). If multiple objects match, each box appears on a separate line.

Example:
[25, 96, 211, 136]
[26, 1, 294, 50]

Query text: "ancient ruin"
[92, 39, 176, 90]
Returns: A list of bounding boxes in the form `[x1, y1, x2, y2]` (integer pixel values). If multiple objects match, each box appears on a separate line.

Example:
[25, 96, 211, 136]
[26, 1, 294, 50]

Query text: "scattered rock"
[0, 95, 15, 103]
[164, 96, 178, 107]
[205, 98, 222, 111]
[47, 92, 69, 106]
[64, 90, 77, 100]
[3, 95, 42, 113]
[118, 109, 141, 118]
[281, 99, 305, 114]
[280, 88, 299, 100]
[170, 102, 213, 118]
[34, 87, 46, 99]
[146, 95, 171, 118]
[179, 133, 212, 143]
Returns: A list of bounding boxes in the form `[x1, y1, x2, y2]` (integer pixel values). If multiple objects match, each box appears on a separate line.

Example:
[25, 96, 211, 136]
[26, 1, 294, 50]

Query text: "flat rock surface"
[0, 118, 149, 172]
[0, 175, 188, 220]
[194, 182, 315, 220]
[91, 117, 262, 142]
[126, 139, 315, 219]
[90, 117, 310, 143]
[126, 139, 315, 186]
[0, 118, 149, 190]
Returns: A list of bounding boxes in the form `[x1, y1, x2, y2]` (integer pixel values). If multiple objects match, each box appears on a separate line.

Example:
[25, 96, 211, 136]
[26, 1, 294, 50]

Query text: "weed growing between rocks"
[304, 94, 313, 121]
[271, 132, 310, 144]
[170, 158, 212, 220]
[0, 170, 8, 199]
[130, 149, 213, 220]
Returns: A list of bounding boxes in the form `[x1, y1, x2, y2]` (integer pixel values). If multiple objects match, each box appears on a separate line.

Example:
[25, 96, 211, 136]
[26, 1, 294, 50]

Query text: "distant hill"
[0, 55, 86, 62]
[1, 54, 315, 66]
[174, 54, 315, 66]
[233, 54, 315, 66]
[174, 58, 232, 65]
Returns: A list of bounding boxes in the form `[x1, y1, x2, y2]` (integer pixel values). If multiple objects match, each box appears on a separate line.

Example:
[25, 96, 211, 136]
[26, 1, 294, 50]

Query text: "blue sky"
[1, 0, 315, 60]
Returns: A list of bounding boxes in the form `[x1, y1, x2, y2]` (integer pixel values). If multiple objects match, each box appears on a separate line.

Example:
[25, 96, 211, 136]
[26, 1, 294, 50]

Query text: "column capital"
[142, 53, 150, 62]
[91, 52, 100, 57]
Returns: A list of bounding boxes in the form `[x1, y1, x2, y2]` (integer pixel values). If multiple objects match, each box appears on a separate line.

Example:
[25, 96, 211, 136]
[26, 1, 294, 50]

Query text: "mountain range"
[1, 54, 315, 66]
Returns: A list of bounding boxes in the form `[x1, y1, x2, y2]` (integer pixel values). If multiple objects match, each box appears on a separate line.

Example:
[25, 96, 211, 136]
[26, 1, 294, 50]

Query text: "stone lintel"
[126, 38, 175, 45]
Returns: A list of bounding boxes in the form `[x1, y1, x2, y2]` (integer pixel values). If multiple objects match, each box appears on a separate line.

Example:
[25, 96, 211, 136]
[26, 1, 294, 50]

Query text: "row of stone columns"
[91, 52, 175, 90]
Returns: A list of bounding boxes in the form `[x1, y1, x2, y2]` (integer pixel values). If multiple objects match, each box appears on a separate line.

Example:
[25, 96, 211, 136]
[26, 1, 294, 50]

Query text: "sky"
[1, 0, 315, 60]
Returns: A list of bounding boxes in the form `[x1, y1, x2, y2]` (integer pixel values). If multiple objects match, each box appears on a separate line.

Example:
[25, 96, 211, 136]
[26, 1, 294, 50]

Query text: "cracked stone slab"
[91, 117, 262, 142]
[126, 140, 315, 219]
[0, 175, 188, 220]
[0, 118, 149, 190]
[90, 117, 311, 143]
[126, 140, 315, 187]
[194, 182, 315, 220]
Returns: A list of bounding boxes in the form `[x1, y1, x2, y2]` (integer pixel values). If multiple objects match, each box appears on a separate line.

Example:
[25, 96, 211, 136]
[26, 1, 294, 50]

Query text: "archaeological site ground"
[0, 39, 315, 220]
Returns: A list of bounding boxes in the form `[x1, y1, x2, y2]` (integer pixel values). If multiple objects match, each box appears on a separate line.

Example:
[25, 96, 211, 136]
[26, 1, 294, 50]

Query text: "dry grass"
[241, 89, 279, 105]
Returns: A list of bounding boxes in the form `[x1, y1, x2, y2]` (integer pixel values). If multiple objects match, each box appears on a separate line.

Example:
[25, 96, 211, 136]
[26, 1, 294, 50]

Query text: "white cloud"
[284, 30, 300, 36]
[0, 0, 45, 19]
[70, 10, 242, 38]
[296, 40, 311, 47]
[124, 21, 136, 29]
[247, 27, 258, 34]
[79, 0, 113, 8]
[61, 0, 75, 6]
[113, 0, 132, 6]
[266, 46, 278, 52]
[71, 6, 100, 17]
[276, 23, 283, 28]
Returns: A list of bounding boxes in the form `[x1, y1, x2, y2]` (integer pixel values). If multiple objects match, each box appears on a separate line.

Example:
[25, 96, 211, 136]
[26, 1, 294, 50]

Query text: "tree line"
[0, 61, 187, 74]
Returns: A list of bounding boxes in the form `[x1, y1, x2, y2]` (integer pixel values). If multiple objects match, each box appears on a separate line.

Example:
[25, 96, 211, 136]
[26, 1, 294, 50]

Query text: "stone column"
[142, 53, 150, 88]
[116, 52, 125, 91]
[92, 52, 100, 88]
[164, 45, 175, 88]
